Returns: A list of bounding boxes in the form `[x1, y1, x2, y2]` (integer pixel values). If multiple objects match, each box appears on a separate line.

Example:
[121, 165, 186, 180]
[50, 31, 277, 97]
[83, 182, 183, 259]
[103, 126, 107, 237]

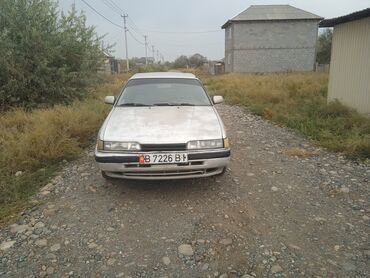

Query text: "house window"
[228, 27, 232, 39]
[227, 54, 231, 65]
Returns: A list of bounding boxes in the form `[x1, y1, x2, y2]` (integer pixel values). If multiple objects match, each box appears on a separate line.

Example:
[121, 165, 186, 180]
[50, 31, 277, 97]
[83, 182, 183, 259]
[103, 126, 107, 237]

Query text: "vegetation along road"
[1, 103, 369, 277]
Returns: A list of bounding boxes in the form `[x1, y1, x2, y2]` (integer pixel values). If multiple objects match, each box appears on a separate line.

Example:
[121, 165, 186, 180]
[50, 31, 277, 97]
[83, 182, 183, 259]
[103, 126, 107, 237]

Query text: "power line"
[128, 30, 145, 45]
[135, 28, 223, 34]
[127, 17, 145, 36]
[127, 21, 145, 37]
[106, 0, 125, 14]
[80, 0, 123, 29]
[80, 0, 167, 63]
[101, 0, 121, 16]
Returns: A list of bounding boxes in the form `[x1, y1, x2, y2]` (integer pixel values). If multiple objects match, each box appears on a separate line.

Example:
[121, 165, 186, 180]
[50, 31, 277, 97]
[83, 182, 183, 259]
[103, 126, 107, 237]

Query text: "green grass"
[0, 73, 130, 225]
[204, 73, 370, 161]
[0, 166, 58, 226]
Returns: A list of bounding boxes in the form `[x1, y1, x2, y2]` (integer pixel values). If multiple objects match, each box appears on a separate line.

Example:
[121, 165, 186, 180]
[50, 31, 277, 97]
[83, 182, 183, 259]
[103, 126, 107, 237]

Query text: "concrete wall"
[225, 20, 319, 73]
[224, 26, 233, 72]
[328, 17, 370, 114]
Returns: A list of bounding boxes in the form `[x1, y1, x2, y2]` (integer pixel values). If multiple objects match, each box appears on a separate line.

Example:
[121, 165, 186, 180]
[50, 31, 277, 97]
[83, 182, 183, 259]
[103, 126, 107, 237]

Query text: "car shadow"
[103, 174, 226, 197]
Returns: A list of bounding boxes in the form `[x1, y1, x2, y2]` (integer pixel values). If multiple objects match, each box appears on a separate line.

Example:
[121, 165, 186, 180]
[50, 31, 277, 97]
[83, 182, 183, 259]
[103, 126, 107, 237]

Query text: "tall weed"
[0, 74, 129, 224]
[205, 73, 370, 160]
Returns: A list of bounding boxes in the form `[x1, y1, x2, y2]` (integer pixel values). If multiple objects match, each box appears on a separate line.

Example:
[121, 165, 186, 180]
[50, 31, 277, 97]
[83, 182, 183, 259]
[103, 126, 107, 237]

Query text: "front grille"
[124, 161, 204, 168]
[124, 169, 205, 177]
[140, 143, 187, 152]
[109, 168, 219, 178]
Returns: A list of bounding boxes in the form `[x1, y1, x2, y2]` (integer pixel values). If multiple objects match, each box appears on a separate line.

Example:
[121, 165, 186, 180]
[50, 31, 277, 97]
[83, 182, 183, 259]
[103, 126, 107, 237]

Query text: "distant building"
[222, 5, 322, 73]
[208, 61, 225, 75]
[99, 52, 120, 74]
[320, 8, 370, 114]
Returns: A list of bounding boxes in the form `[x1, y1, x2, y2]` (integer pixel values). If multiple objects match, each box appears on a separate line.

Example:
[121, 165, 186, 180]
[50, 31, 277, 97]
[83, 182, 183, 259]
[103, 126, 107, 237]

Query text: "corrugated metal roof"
[319, 8, 370, 27]
[222, 5, 322, 28]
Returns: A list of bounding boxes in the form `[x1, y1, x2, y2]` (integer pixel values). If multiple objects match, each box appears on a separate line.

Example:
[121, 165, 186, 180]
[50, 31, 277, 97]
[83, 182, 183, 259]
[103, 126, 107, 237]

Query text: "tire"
[217, 167, 227, 176]
[101, 171, 113, 180]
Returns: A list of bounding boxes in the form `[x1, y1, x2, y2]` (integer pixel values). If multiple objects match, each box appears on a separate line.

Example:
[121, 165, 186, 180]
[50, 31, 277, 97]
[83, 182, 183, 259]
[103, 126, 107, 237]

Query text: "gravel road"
[1, 104, 369, 278]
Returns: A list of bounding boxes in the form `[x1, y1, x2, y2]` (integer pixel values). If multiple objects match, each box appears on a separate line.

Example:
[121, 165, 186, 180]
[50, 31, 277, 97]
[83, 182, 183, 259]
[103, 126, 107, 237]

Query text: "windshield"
[116, 78, 212, 106]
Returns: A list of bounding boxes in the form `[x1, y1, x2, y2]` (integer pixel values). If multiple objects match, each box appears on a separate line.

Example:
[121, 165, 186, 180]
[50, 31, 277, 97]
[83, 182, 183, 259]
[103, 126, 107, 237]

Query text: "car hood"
[101, 106, 223, 144]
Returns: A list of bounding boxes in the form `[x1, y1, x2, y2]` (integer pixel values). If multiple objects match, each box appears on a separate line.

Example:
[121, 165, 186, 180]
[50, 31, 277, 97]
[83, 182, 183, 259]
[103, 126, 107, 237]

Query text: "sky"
[59, 0, 370, 61]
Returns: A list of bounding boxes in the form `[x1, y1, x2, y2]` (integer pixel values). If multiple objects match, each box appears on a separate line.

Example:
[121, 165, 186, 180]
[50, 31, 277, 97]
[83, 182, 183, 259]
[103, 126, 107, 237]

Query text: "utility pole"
[144, 35, 148, 66]
[152, 45, 155, 63]
[122, 14, 129, 72]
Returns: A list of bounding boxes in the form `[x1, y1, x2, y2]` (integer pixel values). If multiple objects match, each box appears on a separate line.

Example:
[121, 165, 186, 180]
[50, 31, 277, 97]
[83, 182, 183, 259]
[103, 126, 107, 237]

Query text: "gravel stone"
[34, 222, 45, 229]
[201, 263, 209, 271]
[46, 267, 54, 275]
[178, 244, 194, 256]
[0, 241, 16, 251]
[10, 224, 28, 234]
[107, 258, 116, 266]
[88, 242, 98, 249]
[35, 239, 47, 247]
[162, 256, 171, 265]
[15, 171, 23, 177]
[50, 243, 61, 252]
[219, 238, 233, 246]
[270, 264, 283, 274]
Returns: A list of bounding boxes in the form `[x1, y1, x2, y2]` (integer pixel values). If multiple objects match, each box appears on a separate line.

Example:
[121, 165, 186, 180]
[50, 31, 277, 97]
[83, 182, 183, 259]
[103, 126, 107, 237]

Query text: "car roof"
[129, 72, 198, 80]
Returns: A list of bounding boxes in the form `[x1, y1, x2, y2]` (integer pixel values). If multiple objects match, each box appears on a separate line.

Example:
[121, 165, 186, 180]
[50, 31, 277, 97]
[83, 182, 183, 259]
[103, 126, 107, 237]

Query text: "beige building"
[320, 8, 370, 114]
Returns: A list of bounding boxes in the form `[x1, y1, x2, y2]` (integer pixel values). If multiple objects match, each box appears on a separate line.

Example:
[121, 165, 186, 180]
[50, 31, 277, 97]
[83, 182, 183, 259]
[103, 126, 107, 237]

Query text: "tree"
[316, 29, 333, 64]
[173, 55, 189, 68]
[189, 53, 207, 68]
[0, 0, 104, 110]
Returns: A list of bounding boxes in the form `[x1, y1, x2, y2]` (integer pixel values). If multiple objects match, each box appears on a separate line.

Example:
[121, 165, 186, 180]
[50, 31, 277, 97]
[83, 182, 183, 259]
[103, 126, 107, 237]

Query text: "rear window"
[116, 78, 212, 106]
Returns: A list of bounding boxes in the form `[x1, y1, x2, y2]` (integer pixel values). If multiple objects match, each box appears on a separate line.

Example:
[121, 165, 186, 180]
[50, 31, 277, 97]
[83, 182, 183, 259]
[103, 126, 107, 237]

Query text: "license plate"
[139, 153, 188, 165]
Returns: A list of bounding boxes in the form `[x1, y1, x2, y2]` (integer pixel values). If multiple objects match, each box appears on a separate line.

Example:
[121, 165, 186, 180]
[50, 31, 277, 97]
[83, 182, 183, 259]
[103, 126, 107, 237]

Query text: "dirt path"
[1, 104, 369, 278]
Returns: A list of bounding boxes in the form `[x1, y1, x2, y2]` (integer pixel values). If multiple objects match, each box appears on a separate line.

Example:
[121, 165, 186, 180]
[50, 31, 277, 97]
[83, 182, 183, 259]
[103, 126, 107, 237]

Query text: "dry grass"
[204, 73, 370, 160]
[0, 74, 129, 174]
[0, 73, 130, 224]
[284, 147, 318, 158]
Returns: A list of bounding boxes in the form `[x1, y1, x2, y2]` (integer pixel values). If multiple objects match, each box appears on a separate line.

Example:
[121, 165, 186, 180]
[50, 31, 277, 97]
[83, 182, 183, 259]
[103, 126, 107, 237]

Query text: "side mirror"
[212, 95, 224, 104]
[104, 96, 115, 105]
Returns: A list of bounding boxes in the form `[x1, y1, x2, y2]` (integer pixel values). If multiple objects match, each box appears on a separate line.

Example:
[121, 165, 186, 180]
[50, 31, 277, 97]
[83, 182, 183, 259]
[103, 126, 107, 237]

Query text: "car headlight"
[97, 140, 141, 151]
[187, 139, 223, 150]
[97, 139, 104, 151]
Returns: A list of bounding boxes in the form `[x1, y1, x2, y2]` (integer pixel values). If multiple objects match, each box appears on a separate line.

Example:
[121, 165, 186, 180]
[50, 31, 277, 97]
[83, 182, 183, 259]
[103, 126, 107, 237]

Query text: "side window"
[228, 27, 232, 39]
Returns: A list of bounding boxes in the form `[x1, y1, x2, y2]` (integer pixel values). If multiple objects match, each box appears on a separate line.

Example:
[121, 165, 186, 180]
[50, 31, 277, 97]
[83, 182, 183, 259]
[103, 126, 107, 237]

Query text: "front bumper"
[95, 149, 230, 180]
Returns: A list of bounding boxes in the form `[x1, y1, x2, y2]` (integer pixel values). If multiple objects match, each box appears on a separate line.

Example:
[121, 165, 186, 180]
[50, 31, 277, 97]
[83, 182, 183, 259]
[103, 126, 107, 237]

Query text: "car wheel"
[217, 167, 227, 176]
[101, 171, 113, 180]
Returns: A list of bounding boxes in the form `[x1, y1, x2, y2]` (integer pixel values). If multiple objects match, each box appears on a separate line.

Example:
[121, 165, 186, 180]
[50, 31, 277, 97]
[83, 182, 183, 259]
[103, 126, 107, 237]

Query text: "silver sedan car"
[95, 72, 230, 180]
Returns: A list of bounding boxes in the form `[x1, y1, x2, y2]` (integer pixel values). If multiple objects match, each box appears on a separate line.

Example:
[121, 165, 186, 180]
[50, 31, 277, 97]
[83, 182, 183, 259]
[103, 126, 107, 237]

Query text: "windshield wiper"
[176, 103, 195, 106]
[153, 102, 175, 106]
[153, 102, 195, 106]
[118, 103, 152, 107]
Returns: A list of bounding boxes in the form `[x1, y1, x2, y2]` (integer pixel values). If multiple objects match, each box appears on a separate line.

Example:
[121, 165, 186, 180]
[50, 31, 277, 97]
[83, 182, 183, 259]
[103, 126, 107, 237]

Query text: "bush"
[0, 0, 104, 110]
[0, 74, 130, 224]
[316, 29, 332, 64]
